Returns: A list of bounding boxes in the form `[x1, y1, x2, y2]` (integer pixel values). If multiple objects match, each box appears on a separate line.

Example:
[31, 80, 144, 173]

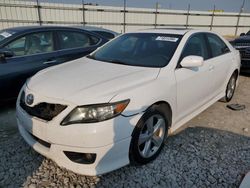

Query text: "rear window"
[57, 31, 100, 50]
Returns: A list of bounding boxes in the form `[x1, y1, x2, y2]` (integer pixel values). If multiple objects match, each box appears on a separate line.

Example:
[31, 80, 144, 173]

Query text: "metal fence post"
[185, 4, 190, 28]
[210, 5, 215, 31]
[82, 0, 85, 26]
[123, 0, 126, 33]
[36, 0, 42, 25]
[154, 2, 159, 28]
[235, 0, 245, 36]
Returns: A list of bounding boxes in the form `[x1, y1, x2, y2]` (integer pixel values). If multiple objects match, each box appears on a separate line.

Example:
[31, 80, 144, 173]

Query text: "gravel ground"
[0, 75, 250, 188]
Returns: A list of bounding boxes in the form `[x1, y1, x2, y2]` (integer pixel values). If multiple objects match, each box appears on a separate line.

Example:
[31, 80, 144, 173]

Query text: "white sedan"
[16, 29, 240, 176]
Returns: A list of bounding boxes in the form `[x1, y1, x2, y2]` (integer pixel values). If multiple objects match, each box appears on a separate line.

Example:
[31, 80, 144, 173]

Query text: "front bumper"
[16, 89, 142, 175]
[236, 47, 250, 70]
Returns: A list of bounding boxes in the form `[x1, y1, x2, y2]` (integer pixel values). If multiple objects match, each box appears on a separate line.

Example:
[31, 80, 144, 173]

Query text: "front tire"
[129, 105, 170, 165]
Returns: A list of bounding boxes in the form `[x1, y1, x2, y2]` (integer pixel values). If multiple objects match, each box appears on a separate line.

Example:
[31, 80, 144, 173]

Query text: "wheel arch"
[143, 100, 173, 128]
[234, 69, 239, 79]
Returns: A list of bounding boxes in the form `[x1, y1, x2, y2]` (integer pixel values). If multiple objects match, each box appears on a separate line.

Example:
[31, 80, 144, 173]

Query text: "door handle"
[209, 65, 214, 71]
[43, 60, 57, 65]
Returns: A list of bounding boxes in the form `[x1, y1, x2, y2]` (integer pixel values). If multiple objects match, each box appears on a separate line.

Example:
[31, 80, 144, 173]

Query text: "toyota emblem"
[26, 94, 34, 105]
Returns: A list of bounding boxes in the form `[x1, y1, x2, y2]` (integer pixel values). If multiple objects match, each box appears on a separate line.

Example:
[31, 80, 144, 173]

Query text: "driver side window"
[5, 32, 54, 57]
[180, 33, 209, 62]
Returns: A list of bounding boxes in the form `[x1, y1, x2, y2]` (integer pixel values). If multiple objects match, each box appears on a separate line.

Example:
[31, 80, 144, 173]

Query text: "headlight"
[61, 99, 130, 125]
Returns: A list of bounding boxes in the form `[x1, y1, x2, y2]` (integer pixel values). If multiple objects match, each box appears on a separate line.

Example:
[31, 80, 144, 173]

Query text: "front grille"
[20, 91, 67, 121]
[235, 42, 250, 47]
[239, 50, 250, 59]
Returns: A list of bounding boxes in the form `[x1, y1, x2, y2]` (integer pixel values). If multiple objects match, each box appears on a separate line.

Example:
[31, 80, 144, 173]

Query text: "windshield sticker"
[156, 36, 179, 42]
[0, 31, 12, 38]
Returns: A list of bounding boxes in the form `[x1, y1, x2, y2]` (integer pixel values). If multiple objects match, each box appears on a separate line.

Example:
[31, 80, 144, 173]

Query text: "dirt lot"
[0, 75, 250, 187]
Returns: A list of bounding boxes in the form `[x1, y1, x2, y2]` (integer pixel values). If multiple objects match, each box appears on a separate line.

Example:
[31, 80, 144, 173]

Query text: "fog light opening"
[64, 151, 96, 164]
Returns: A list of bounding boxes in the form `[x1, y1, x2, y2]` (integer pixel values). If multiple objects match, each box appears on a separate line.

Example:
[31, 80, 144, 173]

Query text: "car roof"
[74, 26, 119, 35]
[131, 28, 192, 35]
[1, 25, 119, 38]
[1, 25, 81, 33]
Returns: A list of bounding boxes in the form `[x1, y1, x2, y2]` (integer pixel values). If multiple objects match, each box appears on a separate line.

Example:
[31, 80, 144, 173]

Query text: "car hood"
[233, 35, 250, 43]
[27, 57, 160, 105]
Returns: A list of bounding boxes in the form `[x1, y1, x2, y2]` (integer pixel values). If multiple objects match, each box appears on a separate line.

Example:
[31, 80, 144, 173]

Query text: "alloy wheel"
[138, 114, 166, 158]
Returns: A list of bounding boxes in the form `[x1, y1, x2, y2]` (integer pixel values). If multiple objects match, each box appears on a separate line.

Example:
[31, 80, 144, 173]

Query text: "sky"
[39, 0, 250, 13]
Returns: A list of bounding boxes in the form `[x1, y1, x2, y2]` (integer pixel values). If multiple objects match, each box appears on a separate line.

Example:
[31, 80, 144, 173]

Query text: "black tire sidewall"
[129, 105, 169, 165]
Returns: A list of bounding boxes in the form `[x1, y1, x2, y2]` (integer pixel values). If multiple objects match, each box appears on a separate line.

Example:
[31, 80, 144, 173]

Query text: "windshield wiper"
[87, 55, 128, 65]
[105, 59, 128, 65]
[86, 55, 96, 60]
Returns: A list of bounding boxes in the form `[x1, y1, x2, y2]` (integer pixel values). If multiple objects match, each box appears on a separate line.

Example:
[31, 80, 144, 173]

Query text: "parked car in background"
[77, 26, 119, 40]
[17, 29, 240, 176]
[230, 30, 250, 72]
[0, 26, 109, 103]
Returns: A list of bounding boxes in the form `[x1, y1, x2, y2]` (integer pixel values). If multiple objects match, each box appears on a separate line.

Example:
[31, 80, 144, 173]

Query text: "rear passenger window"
[207, 34, 230, 57]
[57, 31, 100, 50]
[181, 33, 209, 61]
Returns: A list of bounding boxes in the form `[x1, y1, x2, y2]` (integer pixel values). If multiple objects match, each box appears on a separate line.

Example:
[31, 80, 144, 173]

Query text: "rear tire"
[129, 105, 170, 165]
[220, 72, 237, 102]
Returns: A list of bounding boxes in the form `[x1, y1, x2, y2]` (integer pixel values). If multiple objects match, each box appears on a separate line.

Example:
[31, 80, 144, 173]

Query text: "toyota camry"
[16, 29, 240, 176]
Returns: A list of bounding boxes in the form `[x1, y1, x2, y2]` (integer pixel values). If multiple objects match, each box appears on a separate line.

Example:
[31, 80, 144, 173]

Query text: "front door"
[0, 31, 58, 101]
[175, 33, 213, 123]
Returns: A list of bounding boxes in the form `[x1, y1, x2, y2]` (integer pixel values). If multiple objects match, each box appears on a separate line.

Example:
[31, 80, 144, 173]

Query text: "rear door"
[175, 33, 213, 122]
[55, 30, 103, 63]
[205, 33, 232, 96]
[0, 31, 58, 100]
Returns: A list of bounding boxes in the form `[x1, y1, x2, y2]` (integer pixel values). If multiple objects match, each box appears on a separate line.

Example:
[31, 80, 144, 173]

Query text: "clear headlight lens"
[61, 99, 130, 125]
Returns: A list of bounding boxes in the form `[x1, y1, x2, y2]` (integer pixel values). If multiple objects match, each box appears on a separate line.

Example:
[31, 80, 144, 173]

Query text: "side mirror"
[180, 55, 204, 68]
[240, 33, 245, 36]
[0, 49, 14, 59]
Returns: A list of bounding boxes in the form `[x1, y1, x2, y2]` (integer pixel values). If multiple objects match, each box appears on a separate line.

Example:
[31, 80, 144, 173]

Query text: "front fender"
[110, 75, 177, 119]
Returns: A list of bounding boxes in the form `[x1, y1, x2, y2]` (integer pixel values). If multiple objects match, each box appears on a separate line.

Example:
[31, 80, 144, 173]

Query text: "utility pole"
[82, 0, 85, 26]
[123, 0, 126, 33]
[210, 5, 215, 31]
[154, 2, 159, 28]
[185, 4, 190, 28]
[36, 0, 42, 25]
[235, 0, 246, 36]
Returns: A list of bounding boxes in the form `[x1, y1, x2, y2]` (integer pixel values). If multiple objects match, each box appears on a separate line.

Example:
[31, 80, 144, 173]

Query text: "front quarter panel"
[111, 69, 176, 123]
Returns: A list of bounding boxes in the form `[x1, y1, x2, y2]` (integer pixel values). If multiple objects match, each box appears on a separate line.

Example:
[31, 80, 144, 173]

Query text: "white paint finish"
[17, 29, 241, 175]
[180, 56, 204, 68]
[240, 172, 250, 188]
[175, 60, 213, 123]
[27, 58, 160, 105]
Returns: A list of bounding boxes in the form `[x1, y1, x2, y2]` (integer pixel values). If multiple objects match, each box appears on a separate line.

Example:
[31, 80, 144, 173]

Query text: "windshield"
[87, 33, 182, 67]
[0, 30, 15, 43]
[247, 31, 250, 35]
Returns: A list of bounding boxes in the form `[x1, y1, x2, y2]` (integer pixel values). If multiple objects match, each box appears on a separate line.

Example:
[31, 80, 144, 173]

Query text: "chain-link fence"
[0, 0, 250, 35]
